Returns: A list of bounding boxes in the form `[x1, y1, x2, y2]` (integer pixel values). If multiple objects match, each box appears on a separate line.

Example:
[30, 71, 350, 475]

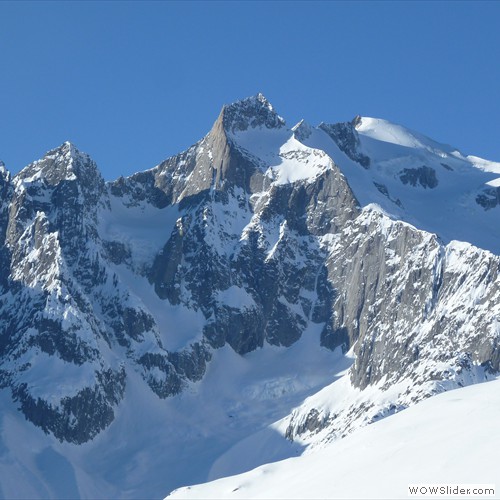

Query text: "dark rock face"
[138, 342, 211, 398]
[373, 182, 403, 208]
[476, 186, 500, 210]
[292, 120, 313, 142]
[0, 165, 13, 292]
[399, 165, 438, 189]
[12, 367, 126, 444]
[319, 121, 370, 168]
[285, 408, 327, 440]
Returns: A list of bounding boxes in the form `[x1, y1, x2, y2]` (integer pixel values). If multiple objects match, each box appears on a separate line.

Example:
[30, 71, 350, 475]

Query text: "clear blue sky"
[1, 1, 499, 180]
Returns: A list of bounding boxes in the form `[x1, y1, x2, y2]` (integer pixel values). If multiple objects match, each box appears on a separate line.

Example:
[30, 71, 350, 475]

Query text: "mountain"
[0, 94, 498, 499]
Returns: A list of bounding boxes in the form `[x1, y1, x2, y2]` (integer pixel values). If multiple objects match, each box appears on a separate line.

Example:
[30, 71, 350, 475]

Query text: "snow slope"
[299, 117, 500, 253]
[167, 377, 500, 499]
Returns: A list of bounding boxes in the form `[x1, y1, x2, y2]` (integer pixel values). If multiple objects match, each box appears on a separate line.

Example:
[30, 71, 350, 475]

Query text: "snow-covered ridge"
[355, 116, 455, 152]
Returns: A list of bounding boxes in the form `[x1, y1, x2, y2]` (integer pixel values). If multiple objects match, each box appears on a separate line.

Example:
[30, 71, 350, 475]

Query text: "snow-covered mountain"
[0, 93, 498, 499]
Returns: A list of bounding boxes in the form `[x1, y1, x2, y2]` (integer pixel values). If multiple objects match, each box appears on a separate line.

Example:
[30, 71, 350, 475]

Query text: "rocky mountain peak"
[15, 141, 103, 188]
[221, 93, 286, 134]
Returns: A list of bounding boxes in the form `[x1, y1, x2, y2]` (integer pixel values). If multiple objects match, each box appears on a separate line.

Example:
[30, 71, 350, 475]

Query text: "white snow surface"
[356, 117, 455, 152]
[167, 377, 500, 499]
[216, 285, 257, 311]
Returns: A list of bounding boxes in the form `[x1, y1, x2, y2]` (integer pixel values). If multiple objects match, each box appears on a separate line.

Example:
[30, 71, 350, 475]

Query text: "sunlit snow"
[168, 378, 500, 499]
